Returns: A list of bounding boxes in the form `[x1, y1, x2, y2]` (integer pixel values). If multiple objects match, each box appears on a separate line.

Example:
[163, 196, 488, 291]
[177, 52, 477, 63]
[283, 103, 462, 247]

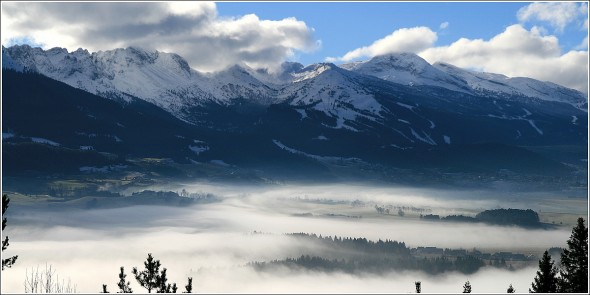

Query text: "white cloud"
[0, 2, 318, 72]
[439, 22, 449, 30]
[419, 24, 588, 93]
[329, 22, 587, 93]
[517, 2, 587, 32]
[327, 26, 437, 62]
[575, 36, 589, 50]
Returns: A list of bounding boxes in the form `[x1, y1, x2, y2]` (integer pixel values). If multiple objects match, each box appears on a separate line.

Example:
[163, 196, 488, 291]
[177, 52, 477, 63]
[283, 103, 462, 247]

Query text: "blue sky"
[216, 1, 588, 65]
[1, 1, 588, 92]
[217, 1, 530, 65]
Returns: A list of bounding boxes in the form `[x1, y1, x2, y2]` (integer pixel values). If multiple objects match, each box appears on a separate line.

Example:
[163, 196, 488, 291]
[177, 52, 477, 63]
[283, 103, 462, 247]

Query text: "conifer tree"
[558, 217, 588, 293]
[157, 267, 177, 293]
[117, 266, 133, 293]
[530, 250, 558, 293]
[414, 281, 421, 293]
[133, 253, 161, 293]
[507, 284, 515, 293]
[462, 280, 472, 293]
[2, 194, 18, 270]
[183, 277, 193, 293]
[102, 284, 110, 293]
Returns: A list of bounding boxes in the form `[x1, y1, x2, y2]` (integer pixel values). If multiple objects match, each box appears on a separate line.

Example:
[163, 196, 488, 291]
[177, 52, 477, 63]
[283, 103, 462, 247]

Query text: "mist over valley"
[1, 2, 588, 293]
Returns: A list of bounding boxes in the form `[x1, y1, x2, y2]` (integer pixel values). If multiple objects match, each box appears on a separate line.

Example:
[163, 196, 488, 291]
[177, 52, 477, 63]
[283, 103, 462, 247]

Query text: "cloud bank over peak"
[326, 26, 437, 63]
[329, 23, 587, 94]
[419, 24, 588, 94]
[1, 2, 318, 73]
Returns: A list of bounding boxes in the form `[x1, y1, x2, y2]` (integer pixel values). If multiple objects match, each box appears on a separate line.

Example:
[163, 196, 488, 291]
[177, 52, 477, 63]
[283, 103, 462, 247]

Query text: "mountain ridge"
[2, 45, 587, 180]
[3, 45, 587, 113]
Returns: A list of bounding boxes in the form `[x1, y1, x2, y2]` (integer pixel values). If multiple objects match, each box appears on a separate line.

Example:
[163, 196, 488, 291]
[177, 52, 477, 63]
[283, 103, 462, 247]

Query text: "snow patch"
[2, 132, 14, 139]
[397, 119, 410, 124]
[527, 120, 543, 135]
[487, 111, 546, 137]
[296, 109, 308, 120]
[410, 128, 437, 145]
[429, 120, 436, 129]
[31, 137, 60, 146]
[210, 159, 231, 167]
[189, 145, 209, 155]
[322, 115, 358, 132]
[273, 139, 362, 163]
[80, 146, 94, 151]
[397, 102, 415, 111]
[79, 164, 127, 173]
[390, 144, 412, 150]
[316, 135, 328, 140]
[443, 135, 451, 145]
[572, 116, 578, 124]
[114, 136, 123, 142]
[522, 108, 532, 116]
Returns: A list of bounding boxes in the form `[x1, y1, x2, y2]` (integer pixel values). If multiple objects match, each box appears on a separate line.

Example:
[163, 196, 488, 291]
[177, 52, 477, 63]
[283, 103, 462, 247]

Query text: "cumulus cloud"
[517, 2, 588, 32]
[326, 26, 437, 62]
[327, 21, 587, 93]
[440, 21, 450, 30]
[419, 24, 588, 93]
[0, 2, 318, 72]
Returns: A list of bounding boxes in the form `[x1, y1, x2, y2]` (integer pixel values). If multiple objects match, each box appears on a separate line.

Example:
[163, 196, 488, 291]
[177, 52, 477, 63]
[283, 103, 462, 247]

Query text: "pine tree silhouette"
[183, 277, 193, 293]
[462, 280, 472, 293]
[117, 266, 133, 293]
[530, 250, 558, 293]
[558, 217, 588, 293]
[2, 194, 18, 270]
[132, 253, 161, 293]
[507, 283, 515, 293]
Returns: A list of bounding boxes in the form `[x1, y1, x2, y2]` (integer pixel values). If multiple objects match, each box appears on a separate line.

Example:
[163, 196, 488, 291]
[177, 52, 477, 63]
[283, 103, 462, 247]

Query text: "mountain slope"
[433, 61, 587, 110]
[2, 46, 587, 181]
[342, 53, 587, 111]
[341, 53, 471, 93]
[2, 45, 281, 124]
[2, 69, 201, 168]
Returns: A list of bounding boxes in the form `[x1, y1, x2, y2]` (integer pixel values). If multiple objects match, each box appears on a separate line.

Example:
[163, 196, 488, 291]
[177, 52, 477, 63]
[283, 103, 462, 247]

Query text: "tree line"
[254, 233, 486, 275]
[420, 208, 542, 228]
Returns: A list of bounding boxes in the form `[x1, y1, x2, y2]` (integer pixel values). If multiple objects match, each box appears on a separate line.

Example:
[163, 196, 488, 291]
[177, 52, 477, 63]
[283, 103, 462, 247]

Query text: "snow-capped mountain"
[1, 49, 24, 72]
[5, 45, 587, 119]
[1, 45, 281, 123]
[277, 63, 383, 131]
[201, 64, 276, 105]
[341, 52, 586, 111]
[2, 45, 587, 179]
[433, 61, 587, 110]
[341, 53, 472, 94]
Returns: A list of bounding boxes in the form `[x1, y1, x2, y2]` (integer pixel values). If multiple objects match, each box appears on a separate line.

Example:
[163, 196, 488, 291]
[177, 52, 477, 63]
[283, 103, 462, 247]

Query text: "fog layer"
[1, 183, 580, 293]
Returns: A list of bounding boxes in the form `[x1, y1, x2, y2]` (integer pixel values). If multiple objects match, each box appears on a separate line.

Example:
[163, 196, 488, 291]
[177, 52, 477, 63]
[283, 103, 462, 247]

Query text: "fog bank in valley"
[1, 183, 580, 293]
